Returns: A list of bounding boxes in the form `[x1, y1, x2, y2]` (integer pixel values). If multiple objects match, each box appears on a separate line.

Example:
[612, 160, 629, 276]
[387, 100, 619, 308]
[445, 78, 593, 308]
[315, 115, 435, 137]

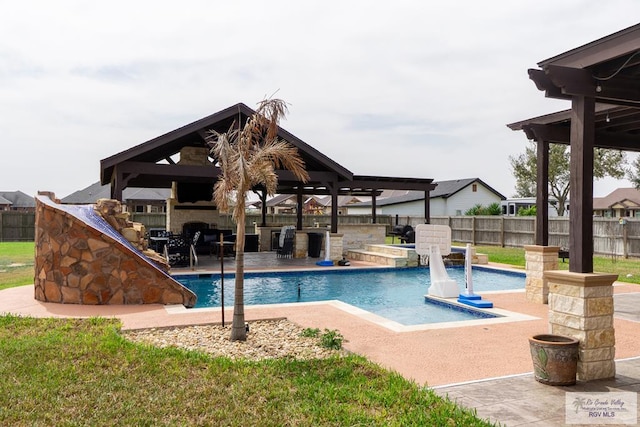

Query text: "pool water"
[175, 266, 525, 326]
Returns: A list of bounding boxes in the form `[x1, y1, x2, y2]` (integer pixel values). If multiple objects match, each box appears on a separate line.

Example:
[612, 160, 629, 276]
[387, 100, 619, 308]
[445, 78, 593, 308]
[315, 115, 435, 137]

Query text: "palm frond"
[255, 98, 289, 141]
[255, 139, 309, 183]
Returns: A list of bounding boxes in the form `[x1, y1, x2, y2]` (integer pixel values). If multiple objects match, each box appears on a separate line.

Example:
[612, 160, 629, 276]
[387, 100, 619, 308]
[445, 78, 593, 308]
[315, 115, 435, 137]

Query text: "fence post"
[472, 216, 476, 245]
[500, 216, 505, 247]
[623, 221, 628, 259]
[0, 211, 3, 242]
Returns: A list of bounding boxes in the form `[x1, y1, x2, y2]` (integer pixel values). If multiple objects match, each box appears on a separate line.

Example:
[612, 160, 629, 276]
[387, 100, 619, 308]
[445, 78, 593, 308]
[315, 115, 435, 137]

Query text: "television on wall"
[176, 182, 214, 203]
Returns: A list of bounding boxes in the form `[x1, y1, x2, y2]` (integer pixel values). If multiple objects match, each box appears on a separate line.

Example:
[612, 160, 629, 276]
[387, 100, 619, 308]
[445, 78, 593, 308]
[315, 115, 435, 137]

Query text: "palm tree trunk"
[230, 209, 247, 341]
[230, 250, 246, 341]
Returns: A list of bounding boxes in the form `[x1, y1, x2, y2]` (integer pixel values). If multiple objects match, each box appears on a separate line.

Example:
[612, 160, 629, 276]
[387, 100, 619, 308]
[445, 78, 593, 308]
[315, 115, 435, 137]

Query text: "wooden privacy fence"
[0, 211, 35, 242]
[426, 216, 640, 258]
[5, 210, 640, 258]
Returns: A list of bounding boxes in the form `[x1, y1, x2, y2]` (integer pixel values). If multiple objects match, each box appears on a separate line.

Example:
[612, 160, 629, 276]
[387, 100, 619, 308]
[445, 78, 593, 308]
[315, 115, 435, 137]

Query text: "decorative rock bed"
[124, 319, 343, 361]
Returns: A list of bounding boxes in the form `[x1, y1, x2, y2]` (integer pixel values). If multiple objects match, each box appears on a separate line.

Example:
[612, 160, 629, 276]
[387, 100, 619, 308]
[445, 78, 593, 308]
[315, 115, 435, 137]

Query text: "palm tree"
[208, 99, 309, 341]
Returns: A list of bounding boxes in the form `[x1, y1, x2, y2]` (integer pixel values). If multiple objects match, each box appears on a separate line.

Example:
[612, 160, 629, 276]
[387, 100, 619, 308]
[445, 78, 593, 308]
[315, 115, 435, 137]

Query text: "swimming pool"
[175, 266, 525, 326]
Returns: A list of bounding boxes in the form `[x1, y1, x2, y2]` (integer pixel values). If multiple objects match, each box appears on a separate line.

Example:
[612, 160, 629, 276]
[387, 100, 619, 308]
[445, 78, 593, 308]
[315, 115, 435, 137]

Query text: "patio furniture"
[189, 231, 200, 268]
[148, 229, 171, 253]
[277, 228, 295, 258]
[559, 248, 569, 263]
[164, 235, 190, 267]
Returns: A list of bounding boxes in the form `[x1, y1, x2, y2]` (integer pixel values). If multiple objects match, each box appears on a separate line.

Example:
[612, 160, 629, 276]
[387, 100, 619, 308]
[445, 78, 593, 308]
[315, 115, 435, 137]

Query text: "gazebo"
[508, 24, 640, 273]
[508, 23, 640, 382]
[100, 102, 436, 250]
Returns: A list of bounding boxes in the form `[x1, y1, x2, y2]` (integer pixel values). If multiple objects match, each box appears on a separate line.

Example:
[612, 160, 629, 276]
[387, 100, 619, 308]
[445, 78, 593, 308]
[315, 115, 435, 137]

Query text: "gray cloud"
[0, 0, 638, 199]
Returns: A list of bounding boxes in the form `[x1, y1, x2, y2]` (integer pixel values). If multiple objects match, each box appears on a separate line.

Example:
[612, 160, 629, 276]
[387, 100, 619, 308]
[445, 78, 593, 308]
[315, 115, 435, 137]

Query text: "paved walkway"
[3, 255, 640, 426]
[435, 356, 640, 426]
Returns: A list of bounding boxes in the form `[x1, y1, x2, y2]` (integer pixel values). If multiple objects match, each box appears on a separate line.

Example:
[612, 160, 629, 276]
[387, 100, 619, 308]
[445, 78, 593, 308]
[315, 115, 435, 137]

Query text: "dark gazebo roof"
[100, 103, 435, 196]
[100, 102, 437, 232]
[507, 104, 640, 150]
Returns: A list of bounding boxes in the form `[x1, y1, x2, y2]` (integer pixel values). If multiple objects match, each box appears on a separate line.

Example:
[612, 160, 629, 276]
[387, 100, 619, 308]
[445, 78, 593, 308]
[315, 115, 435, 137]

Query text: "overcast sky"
[2, 1, 639, 199]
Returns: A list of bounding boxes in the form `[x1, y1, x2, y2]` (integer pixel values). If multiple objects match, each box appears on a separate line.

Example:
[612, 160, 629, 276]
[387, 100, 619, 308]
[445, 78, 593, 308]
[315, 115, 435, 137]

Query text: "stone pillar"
[524, 245, 559, 304]
[294, 233, 308, 258]
[545, 271, 617, 382]
[329, 233, 343, 262]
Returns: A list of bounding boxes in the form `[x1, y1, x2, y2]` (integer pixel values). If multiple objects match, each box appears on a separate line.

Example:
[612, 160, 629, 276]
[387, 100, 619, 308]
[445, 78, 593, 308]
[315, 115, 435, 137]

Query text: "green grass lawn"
[0, 315, 495, 426]
[0, 242, 34, 290]
[2, 240, 638, 425]
[467, 244, 640, 285]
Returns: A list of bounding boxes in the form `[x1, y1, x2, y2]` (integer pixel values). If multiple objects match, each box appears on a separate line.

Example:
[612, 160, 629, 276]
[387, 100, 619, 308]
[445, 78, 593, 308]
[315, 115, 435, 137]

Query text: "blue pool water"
[175, 266, 525, 326]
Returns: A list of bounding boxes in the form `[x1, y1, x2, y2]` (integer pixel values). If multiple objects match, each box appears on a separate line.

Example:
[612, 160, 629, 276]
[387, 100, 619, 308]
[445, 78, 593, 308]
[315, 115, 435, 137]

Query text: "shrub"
[300, 327, 320, 338]
[320, 329, 344, 350]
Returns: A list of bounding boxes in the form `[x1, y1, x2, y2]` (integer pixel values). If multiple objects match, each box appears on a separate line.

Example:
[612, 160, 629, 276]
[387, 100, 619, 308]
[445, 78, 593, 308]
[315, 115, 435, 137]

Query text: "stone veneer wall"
[328, 233, 343, 261]
[545, 271, 617, 381]
[294, 233, 308, 259]
[339, 224, 386, 251]
[34, 193, 196, 307]
[166, 198, 219, 235]
[524, 245, 559, 304]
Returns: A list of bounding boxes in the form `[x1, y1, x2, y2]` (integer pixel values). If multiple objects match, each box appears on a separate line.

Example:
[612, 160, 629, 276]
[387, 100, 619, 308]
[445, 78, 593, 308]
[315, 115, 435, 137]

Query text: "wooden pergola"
[100, 103, 437, 233]
[507, 23, 640, 273]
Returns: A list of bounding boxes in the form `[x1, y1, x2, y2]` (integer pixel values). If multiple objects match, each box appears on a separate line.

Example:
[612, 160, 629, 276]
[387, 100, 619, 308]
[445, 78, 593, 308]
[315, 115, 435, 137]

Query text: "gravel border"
[123, 318, 344, 361]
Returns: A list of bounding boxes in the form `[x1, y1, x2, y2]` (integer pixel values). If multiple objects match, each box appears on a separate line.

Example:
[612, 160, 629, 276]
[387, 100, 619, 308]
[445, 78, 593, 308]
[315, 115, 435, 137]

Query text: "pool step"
[347, 244, 419, 267]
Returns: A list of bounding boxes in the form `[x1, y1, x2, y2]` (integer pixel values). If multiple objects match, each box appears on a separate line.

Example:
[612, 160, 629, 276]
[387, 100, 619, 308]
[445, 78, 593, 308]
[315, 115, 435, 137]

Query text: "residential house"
[346, 178, 505, 217]
[0, 191, 36, 212]
[62, 182, 170, 213]
[594, 188, 640, 218]
[0, 195, 12, 211]
[262, 194, 367, 215]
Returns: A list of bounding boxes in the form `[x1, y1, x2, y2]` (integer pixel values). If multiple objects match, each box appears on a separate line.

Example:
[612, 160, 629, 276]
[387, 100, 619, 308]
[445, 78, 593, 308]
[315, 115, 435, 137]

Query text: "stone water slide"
[34, 193, 196, 307]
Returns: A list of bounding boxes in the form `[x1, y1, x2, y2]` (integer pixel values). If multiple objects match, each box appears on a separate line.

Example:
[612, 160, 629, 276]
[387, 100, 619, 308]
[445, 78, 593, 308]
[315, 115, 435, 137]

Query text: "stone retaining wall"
[34, 193, 196, 307]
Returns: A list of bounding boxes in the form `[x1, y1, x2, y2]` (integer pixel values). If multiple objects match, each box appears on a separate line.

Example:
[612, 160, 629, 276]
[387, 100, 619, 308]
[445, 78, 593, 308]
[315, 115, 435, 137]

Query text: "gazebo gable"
[100, 102, 354, 193]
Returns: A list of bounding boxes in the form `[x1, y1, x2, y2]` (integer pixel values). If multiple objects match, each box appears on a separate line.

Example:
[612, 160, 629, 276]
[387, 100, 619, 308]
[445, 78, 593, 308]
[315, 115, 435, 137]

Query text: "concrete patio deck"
[3, 252, 640, 426]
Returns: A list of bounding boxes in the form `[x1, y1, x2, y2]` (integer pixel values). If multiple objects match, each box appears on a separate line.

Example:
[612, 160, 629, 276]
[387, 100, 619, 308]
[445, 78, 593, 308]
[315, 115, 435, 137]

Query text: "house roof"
[264, 194, 366, 208]
[62, 182, 171, 204]
[313, 195, 365, 208]
[265, 194, 298, 207]
[593, 188, 640, 210]
[349, 178, 505, 207]
[0, 195, 12, 205]
[0, 191, 35, 208]
[100, 102, 436, 200]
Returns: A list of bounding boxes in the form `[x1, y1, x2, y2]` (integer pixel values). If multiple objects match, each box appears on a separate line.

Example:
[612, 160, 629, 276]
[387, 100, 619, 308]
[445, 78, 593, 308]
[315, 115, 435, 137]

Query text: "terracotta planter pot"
[529, 334, 579, 386]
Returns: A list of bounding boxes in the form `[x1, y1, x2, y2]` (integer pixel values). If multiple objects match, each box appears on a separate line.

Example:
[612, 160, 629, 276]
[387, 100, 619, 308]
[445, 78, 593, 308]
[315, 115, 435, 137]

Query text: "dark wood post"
[371, 190, 377, 224]
[569, 95, 595, 273]
[424, 190, 430, 224]
[536, 139, 549, 246]
[296, 188, 303, 230]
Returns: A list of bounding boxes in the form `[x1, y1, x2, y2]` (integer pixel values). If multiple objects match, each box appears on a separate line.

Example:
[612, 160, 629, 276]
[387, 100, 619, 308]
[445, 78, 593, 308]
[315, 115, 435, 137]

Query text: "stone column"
[545, 271, 617, 382]
[294, 233, 308, 258]
[524, 245, 559, 304]
[329, 233, 343, 262]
